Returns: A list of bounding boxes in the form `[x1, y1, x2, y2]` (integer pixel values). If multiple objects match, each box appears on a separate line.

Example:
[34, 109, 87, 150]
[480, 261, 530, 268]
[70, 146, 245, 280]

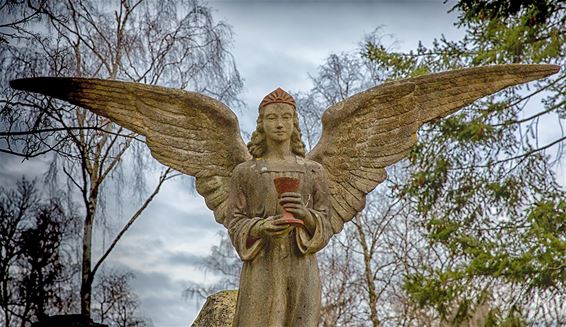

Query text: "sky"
[1, 1, 563, 327]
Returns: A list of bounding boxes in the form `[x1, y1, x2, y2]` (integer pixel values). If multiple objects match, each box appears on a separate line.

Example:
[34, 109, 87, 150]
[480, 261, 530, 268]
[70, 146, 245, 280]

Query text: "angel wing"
[307, 64, 560, 234]
[10, 77, 251, 224]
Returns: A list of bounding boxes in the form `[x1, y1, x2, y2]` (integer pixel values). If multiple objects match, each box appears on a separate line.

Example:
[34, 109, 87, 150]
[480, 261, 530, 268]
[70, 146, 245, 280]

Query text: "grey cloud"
[0, 153, 51, 187]
[165, 252, 206, 267]
[111, 239, 208, 270]
[121, 268, 200, 326]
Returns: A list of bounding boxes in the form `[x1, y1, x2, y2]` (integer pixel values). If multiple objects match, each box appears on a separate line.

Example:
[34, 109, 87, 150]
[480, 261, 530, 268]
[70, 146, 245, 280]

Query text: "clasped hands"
[250, 192, 314, 239]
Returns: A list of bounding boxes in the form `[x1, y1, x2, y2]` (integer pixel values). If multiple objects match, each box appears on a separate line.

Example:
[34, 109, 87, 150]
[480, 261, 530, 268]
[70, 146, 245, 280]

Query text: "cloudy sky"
[1, 1, 563, 327]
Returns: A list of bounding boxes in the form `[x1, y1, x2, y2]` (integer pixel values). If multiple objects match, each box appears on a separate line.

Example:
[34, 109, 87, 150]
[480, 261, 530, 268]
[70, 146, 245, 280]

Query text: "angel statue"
[10, 63, 559, 326]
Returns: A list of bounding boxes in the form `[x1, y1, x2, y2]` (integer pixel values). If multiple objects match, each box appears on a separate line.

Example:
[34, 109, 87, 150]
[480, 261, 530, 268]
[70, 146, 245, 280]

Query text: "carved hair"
[247, 104, 306, 158]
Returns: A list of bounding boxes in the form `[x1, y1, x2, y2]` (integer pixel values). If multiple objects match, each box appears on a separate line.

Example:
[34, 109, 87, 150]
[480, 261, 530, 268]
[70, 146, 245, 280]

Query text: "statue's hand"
[250, 215, 293, 239]
[279, 192, 315, 233]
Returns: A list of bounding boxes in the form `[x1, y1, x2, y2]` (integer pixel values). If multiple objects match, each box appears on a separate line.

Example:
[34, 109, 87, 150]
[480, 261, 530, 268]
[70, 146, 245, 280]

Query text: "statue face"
[262, 103, 294, 143]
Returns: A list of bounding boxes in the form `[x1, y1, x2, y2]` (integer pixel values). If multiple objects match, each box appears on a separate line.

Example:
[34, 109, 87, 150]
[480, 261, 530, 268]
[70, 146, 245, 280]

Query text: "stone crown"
[259, 88, 296, 109]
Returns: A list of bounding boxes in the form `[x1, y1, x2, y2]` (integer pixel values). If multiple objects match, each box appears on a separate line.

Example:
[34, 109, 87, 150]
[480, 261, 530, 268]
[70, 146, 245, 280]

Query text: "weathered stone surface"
[306, 64, 561, 234]
[9, 76, 252, 225]
[192, 290, 238, 327]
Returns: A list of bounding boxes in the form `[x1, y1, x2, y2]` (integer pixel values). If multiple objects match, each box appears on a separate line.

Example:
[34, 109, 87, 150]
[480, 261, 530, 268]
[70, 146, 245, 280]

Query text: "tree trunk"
[2, 275, 10, 327]
[354, 217, 381, 327]
[80, 194, 97, 317]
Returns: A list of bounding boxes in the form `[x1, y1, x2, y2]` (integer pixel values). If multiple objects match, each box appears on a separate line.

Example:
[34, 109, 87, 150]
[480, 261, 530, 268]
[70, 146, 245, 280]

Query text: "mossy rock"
[192, 290, 238, 327]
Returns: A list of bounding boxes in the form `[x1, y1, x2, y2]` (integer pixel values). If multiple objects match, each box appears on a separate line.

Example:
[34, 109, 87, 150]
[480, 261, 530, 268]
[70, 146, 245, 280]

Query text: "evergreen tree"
[365, 1, 565, 324]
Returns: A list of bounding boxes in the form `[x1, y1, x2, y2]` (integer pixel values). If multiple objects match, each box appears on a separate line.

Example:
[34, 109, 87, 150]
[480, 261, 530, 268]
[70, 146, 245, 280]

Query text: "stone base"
[192, 290, 238, 327]
[31, 314, 107, 327]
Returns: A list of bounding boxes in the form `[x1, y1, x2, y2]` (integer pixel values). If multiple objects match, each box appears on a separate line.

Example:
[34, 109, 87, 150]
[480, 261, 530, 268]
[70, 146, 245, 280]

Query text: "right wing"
[10, 77, 252, 224]
[307, 64, 560, 233]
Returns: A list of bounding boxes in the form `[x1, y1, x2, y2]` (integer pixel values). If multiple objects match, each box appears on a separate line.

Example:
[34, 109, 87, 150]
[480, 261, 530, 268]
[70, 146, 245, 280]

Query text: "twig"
[451, 135, 566, 171]
[90, 168, 173, 278]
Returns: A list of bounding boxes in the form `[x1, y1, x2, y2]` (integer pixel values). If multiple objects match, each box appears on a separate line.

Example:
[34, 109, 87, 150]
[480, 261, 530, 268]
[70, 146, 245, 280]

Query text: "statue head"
[247, 88, 306, 158]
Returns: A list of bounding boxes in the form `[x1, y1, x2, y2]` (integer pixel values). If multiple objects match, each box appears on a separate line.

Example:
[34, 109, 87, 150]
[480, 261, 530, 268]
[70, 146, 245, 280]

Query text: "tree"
[92, 271, 150, 327]
[294, 46, 428, 327]
[295, 13, 565, 323]
[18, 198, 68, 323]
[317, 225, 365, 326]
[364, 1, 565, 324]
[0, 178, 73, 327]
[1, 0, 242, 318]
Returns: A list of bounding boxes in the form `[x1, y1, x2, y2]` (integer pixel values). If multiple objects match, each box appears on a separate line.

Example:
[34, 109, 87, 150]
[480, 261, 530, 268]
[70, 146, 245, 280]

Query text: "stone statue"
[226, 90, 333, 326]
[10, 64, 560, 326]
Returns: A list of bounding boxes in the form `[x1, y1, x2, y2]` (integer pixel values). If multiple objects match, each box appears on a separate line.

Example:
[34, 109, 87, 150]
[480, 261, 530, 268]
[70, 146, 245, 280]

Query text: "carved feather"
[10, 77, 252, 224]
[307, 64, 560, 233]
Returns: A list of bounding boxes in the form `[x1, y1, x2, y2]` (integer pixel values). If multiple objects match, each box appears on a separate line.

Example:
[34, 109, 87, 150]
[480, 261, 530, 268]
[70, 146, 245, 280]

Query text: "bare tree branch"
[90, 168, 172, 279]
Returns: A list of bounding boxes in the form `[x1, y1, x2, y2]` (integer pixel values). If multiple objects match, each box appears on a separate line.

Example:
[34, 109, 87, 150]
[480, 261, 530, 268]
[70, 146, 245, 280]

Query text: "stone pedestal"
[31, 314, 107, 327]
[192, 290, 238, 327]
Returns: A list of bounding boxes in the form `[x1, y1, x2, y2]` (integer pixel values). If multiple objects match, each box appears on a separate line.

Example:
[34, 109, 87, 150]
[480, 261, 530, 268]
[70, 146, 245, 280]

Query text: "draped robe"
[225, 156, 333, 327]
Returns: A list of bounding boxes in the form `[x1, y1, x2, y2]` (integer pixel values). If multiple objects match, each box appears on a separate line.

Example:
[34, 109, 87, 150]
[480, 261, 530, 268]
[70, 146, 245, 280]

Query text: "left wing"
[307, 64, 560, 234]
[10, 77, 252, 224]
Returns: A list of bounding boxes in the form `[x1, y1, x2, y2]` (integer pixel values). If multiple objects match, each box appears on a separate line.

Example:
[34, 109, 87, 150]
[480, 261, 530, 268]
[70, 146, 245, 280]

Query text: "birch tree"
[0, 0, 242, 318]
